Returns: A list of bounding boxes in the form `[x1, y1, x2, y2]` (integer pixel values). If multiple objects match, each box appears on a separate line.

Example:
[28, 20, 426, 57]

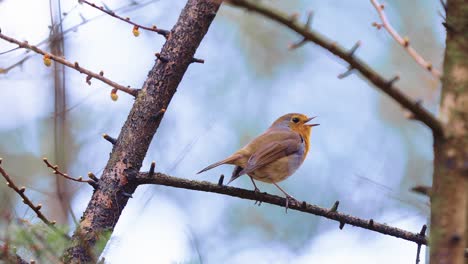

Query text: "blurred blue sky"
[0, 0, 445, 263]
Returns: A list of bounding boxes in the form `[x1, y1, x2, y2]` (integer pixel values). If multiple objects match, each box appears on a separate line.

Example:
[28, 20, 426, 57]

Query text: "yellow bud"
[43, 54, 52, 67]
[110, 91, 118, 101]
[132, 26, 140, 37]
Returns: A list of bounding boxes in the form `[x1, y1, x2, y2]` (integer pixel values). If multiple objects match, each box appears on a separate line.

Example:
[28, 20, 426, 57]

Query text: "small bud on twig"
[43, 54, 52, 67]
[218, 174, 224, 186]
[86, 75, 92, 85]
[88, 172, 98, 182]
[329, 200, 339, 212]
[110, 88, 118, 101]
[339, 221, 345, 230]
[102, 133, 117, 145]
[149, 161, 156, 177]
[132, 26, 140, 37]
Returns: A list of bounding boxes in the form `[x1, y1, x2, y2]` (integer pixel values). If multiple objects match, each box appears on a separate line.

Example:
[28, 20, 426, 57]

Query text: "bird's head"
[270, 113, 319, 135]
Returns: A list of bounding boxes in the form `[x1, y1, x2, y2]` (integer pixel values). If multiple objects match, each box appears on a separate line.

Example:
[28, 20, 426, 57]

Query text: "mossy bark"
[62, 1, 221, 262]
[430, 1, 467, 263]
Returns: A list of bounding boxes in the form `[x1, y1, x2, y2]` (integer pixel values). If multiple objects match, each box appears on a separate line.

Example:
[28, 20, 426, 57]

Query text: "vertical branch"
[61, 1, 222, 262]
[49, 0, 71, 225]
[431, 0, 467, 263]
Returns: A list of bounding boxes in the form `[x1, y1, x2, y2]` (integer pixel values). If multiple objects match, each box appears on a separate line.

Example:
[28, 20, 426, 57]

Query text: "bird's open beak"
[305, 116, 319, 127]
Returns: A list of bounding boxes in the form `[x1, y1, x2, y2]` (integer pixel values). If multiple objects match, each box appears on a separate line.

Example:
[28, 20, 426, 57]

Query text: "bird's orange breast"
[293, 125, 311, 160]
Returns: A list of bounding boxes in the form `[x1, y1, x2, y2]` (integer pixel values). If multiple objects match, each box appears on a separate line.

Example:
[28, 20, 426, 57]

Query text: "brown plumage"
[198, 113, 319, 209]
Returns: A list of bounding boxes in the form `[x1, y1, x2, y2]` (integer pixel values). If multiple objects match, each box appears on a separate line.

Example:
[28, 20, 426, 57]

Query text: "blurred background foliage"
[0, 0, 444, 262]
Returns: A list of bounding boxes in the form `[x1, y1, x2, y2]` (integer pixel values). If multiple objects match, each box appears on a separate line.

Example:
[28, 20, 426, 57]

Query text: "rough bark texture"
[62, 1, 221, 262]
[430, 1, 467, 263]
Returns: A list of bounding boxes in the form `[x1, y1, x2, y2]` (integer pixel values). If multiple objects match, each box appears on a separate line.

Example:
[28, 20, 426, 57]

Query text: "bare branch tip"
[155, 53, 168, 63]
[411, 185, 432, 197]
[218, 174, 224, 186]
[329, 200, 339, 212]
[419, 225, 427, 235]
[348, 41, 361, 57]
[305, 10, 314, 28]
[87, 172, 98, 182]
[388, 75, 400, 86]
[191, 57, 205, 64]
[86, 75, 92, 85]
[149, 161, 156, 177]
[288, 38, 307, 50]
[102, 133, 117, 145]
[338, 67, 355, 79]
[339, 221, 345, 230]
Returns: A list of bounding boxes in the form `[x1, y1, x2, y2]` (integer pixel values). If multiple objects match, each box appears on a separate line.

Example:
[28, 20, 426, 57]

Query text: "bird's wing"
[237, 136, 302, 177]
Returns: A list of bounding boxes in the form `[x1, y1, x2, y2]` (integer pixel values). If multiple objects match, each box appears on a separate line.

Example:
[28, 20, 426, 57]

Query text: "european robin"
[198, 113, 319, 210]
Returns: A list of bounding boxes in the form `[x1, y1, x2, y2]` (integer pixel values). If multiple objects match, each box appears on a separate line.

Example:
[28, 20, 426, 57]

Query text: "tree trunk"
[430, 0, 467, 263]
[62, 1, 221, 262]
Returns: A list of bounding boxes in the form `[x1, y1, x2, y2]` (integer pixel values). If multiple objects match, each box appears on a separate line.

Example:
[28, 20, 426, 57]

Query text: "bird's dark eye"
[292, 117, 300, 123]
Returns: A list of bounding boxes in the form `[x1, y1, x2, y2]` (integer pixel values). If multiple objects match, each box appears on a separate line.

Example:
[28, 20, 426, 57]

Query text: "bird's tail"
[197, 154, 241, 174]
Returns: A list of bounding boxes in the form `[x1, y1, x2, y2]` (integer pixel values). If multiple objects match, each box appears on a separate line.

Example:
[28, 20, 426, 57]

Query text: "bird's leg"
[273, 183, 298, 213]
[250, 177, 262, 206]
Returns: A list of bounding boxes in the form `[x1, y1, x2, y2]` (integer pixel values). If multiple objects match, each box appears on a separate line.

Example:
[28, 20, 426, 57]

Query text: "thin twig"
[136, 172, 428, 245]
[416, 225, 427, 264]
[0, 32, 139, 97]
[190, 57, 205, 64]
[43, 158, 98, 189]
[0, 159, 56, 228]
[79, 0, 169, 38]
[227, 0, 444, 138]
[102, 133, 117, 145]
[370, 0, 441, 78]
[288, 11, 313, 50]
[0, 0, 160, 74]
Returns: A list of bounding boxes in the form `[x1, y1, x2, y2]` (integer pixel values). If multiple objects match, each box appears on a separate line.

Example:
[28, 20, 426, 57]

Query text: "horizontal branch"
[79, 0, 170, 38]
[136, 172, 428, 245]
[228, 0, 444, 138]
[0, 31, 139, 97]
[370, 0, 441, 78]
